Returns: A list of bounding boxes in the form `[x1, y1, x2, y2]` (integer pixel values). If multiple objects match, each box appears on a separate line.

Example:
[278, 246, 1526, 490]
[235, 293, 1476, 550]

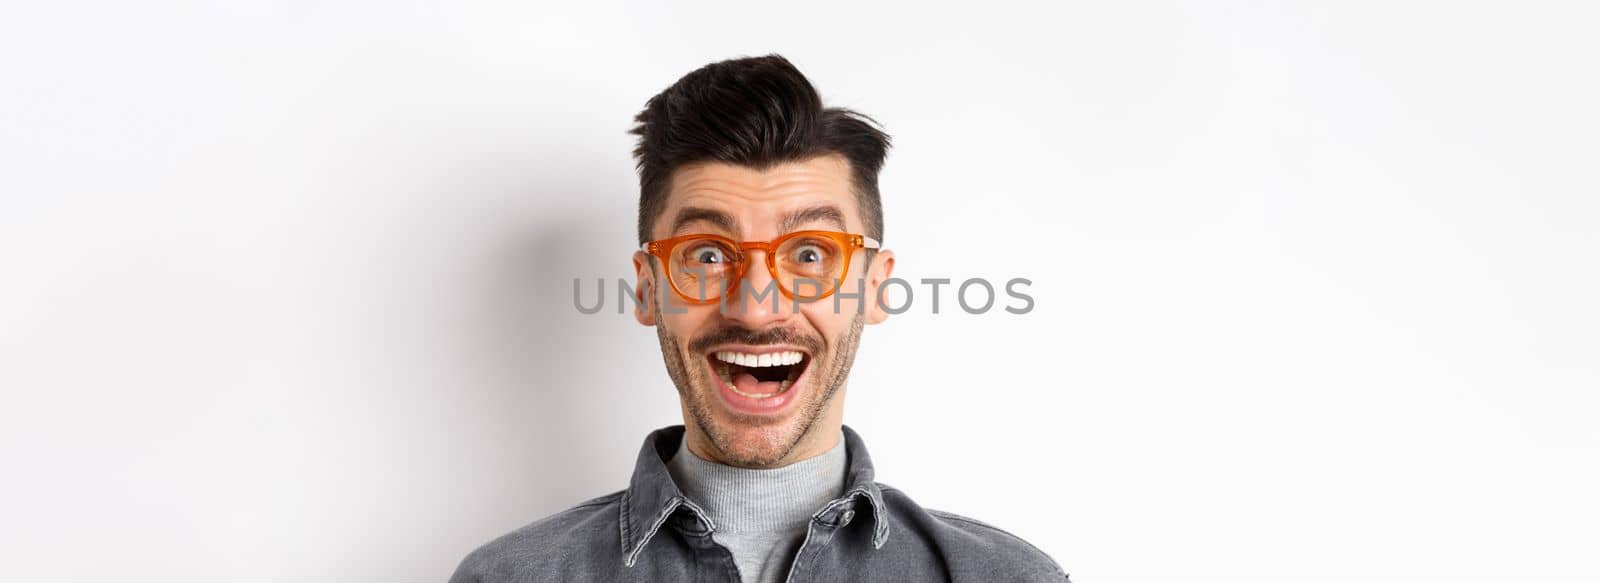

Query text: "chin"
[694, 385, 816, 467]
[707, 423, 797, 467]
[679, 343, 835, 467]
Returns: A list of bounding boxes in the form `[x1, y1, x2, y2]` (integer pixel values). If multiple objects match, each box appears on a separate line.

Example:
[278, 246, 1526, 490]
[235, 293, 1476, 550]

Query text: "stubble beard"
[655, 302, 865, 468]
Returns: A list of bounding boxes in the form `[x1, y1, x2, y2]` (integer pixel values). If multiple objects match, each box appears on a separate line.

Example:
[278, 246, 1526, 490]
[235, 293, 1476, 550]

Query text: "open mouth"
[709, 350, 810, 399]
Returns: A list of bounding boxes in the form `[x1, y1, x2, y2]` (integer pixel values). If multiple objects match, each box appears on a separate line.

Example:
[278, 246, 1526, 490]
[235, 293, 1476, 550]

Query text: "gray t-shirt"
[665, 433, 848, 583]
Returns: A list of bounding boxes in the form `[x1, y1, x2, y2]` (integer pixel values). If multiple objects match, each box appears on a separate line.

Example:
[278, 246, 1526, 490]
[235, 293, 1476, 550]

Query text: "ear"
[863, 249, 896, 325]
[632, 251, 658, 326]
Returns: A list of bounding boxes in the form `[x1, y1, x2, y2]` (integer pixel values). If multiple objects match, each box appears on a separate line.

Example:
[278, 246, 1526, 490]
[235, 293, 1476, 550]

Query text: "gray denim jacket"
[450, 425, 1069, 582]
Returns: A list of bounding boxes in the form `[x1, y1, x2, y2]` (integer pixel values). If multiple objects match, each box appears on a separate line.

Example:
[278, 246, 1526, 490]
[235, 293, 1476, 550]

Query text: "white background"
[2, 1, 1596, 582]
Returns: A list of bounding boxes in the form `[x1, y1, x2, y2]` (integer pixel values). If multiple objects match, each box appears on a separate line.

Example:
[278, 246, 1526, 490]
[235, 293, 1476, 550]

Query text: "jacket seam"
[619, 489, 634, 556]
[573, 491, 625, 511]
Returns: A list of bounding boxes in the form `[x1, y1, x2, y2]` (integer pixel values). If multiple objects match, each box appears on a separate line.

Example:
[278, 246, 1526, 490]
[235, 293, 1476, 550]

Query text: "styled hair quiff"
[630, 54, 892, 244]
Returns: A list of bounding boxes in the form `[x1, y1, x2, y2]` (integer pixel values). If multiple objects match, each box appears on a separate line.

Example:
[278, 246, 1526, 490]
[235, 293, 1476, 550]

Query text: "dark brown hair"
[630, 54, 892, 244]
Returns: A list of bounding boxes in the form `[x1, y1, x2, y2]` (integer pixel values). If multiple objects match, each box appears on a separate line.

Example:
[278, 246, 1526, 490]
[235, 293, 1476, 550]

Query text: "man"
[451, 55, 1068, 582]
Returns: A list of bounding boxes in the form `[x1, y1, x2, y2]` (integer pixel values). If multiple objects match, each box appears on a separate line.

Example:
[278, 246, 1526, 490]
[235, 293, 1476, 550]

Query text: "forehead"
[657, 154, 860, 237]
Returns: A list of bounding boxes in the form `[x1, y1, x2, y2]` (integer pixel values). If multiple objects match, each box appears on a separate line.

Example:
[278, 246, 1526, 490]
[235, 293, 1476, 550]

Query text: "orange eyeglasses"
[642, 230, 881, 303]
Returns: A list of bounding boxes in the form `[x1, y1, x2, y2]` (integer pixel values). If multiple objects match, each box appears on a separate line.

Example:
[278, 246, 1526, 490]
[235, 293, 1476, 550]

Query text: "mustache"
[688, 324, 824, 355]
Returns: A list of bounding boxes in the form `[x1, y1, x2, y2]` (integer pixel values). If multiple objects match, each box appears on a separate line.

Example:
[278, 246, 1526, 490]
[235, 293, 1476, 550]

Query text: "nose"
[720, 250, 794, 326]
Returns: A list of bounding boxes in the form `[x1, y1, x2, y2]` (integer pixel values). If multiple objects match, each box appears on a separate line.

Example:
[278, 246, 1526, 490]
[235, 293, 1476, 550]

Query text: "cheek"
[812, 274, 872, 318]
[799, 303, 853, 344]
[661, 307, 716, 342]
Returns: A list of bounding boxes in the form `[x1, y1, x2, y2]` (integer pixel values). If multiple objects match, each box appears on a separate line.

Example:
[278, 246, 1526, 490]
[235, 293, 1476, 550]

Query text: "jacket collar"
[619, 425, 889, 566]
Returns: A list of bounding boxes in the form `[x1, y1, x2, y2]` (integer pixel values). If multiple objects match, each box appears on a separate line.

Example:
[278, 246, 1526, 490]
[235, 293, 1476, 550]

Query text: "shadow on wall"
[441, 152, 661, 568]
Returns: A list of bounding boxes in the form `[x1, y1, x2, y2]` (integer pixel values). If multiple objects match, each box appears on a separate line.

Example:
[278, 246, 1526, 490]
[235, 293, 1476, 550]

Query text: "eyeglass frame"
[641, 229, 882, 304]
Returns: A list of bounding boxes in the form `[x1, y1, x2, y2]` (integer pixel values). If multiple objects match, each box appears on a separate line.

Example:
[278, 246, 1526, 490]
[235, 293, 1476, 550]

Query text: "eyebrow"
[779, 205, 848, 233]
[670, 206, 739, 235]
[669, 204, 849, 237]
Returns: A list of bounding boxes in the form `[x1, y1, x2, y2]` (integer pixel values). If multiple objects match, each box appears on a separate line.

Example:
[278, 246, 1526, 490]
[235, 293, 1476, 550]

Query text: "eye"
[688, 244, 728, 264]
[791, 244, 826, 264]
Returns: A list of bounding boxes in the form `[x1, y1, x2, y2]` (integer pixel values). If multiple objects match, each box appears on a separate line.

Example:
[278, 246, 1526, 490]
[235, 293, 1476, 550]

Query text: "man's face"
[632, 154, 894, 468]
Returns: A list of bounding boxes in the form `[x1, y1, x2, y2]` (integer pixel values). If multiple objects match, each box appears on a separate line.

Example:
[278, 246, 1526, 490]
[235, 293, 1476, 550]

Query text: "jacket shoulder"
[880, 485, 1070, 582]
[449, 491, 624, 583]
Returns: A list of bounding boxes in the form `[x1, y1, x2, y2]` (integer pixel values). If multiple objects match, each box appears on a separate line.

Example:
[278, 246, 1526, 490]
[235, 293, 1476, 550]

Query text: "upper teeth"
[714, 351, 804, 367]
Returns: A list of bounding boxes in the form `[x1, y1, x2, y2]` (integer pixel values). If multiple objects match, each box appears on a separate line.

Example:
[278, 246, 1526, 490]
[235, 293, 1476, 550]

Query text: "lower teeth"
[716, 362, 796, 398]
